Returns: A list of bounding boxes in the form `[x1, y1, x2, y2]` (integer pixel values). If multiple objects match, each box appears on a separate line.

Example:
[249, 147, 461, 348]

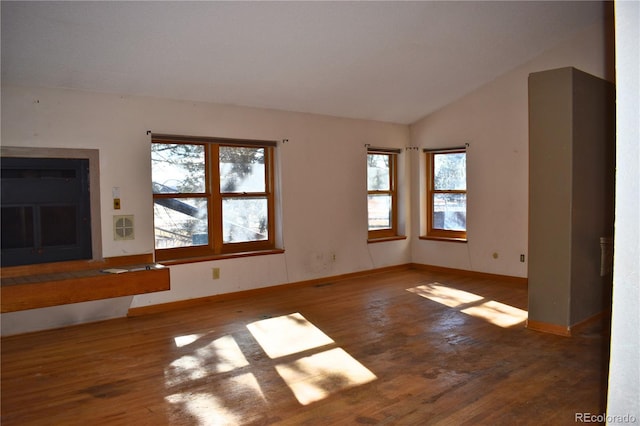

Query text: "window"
[151, 134, 276, 261]
[425, 148, 467, 241]
[367, 149, 399, 239]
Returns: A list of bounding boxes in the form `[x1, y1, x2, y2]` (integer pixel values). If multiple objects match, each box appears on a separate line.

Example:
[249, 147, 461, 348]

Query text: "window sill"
[367, 235, 407, 244]
[158, 248, 285, 266]
[419, 236, 467, 243]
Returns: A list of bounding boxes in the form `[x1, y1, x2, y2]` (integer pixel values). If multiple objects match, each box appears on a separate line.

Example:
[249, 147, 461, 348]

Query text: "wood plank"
[0, 255, 168, 313]
[0, 268, 609, 425]
[1, 267, 170, 312]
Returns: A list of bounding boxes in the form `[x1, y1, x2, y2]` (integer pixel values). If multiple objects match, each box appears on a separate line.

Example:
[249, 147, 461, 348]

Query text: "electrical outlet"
[113, 198, 121, 209]
[212, 268, 220, 280]
[520, 254, 526, 262]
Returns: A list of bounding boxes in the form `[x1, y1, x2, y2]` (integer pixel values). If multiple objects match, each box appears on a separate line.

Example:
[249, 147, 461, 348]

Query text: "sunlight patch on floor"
[166, 335, 249, 387]
[407, 282, 527, 328]
[195, 335, 250, 373]
[166, 392, 240, 425]
[246, 312, 335, 358]
[461, 300, 528, 327]
[247, 313, 377, 405]
[174, 333, 203, 348]
[407, 283, 484, 308]
[166, 355, 206, 386]
[165, 312, 377, 420]
[231, 372, 267, 403]
[275, 347, 377, 405]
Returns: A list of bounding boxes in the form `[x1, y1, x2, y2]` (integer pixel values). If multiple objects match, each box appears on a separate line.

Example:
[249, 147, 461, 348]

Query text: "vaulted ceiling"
[1, 1, 605, 124]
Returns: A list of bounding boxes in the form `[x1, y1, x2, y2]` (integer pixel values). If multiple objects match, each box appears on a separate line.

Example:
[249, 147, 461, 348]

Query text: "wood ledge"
[1, 255, 170, 313]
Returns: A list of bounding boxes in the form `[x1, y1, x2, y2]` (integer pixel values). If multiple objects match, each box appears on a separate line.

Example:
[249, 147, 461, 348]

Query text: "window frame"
[151, 134, 276, 262]
[425, 148, 467, 242]
[367, 149, 399, 240]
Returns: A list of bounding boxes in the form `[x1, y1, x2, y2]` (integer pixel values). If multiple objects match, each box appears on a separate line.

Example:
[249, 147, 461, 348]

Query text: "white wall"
[409, 21, 612, 278]
[607, 0, 639, 421]
[0, 88, 410, 335]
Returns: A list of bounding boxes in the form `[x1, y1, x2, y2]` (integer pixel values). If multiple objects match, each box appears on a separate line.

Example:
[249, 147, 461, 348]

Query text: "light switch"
[113, 187, 121, 209]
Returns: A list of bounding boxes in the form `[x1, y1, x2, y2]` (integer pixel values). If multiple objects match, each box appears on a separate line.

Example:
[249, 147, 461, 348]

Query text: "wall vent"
[113, 215, 134, 241]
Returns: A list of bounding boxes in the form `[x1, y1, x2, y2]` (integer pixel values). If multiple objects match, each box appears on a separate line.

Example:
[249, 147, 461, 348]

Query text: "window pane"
[152, 143, 206, 194]
[368, 194, 392, 230]
[222, 197, 268, 243]
[367, 154, 390, 191]
[433, 193, 466, 231]
[41, 205, 77, 246]
[153, 198, 208, 248]
[220, 147, 265, 193]
[1, 206, 34, 248]
[434, 152, 466, 190]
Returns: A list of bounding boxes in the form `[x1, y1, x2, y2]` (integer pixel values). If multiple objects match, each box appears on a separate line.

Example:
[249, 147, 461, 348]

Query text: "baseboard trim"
[526, 319, 571, 336]
[409, 263, 528, 286]
[526, 311, 609, 337]
[127, 263, 412, 317]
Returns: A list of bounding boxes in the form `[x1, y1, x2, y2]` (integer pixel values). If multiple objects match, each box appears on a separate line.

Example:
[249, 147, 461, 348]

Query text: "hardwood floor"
[1, 268, 610, 425]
